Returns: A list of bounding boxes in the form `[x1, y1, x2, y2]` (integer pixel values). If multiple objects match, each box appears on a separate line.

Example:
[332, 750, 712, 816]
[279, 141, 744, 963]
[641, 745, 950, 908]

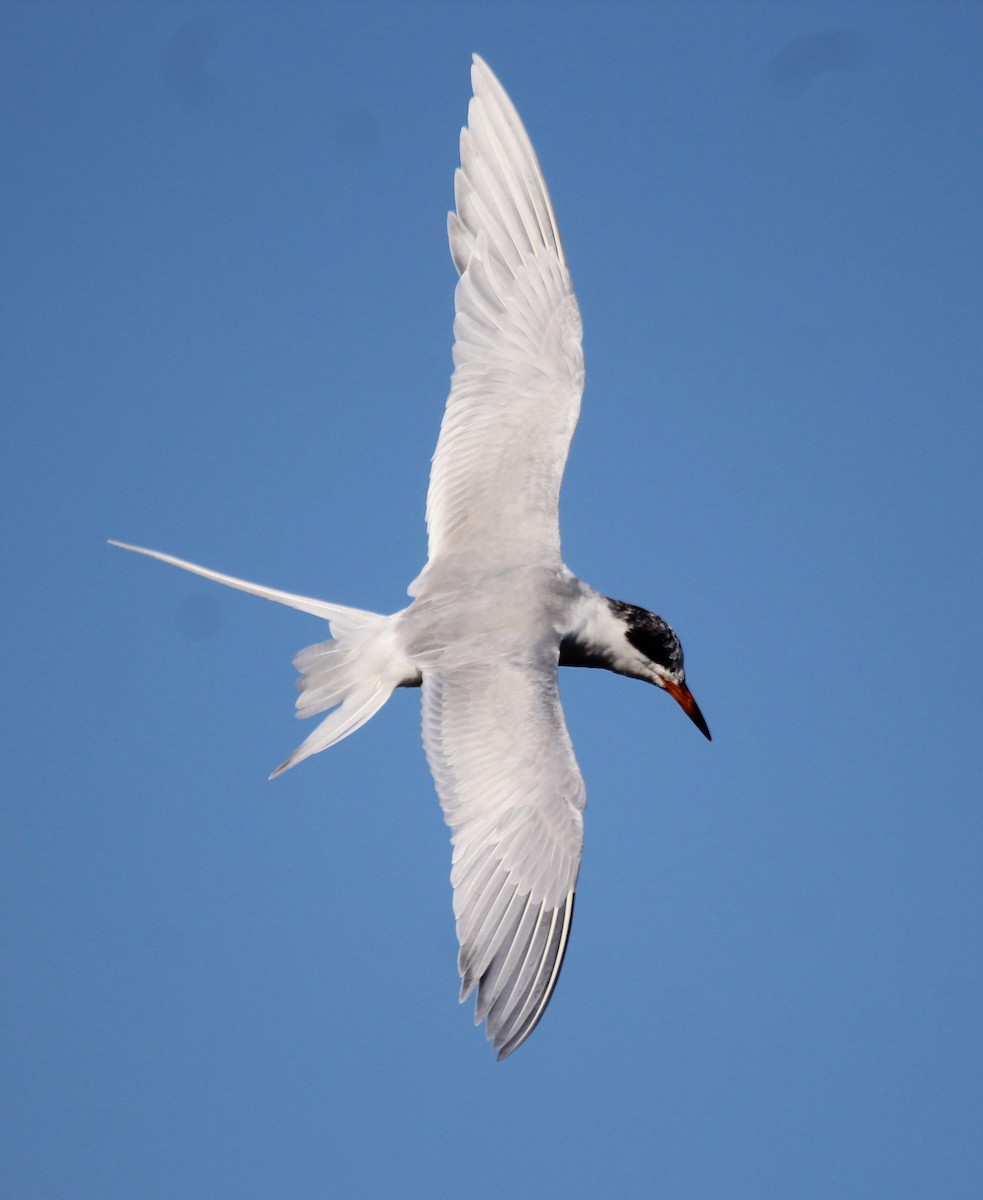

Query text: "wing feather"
[422, 659, 585, 1058]
[421, 56, 585, 575]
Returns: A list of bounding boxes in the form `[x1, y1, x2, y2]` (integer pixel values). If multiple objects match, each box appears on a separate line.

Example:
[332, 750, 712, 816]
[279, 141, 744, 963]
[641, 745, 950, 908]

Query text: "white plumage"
[423, 58, 583, 572]
[112, 56, 709, 1059]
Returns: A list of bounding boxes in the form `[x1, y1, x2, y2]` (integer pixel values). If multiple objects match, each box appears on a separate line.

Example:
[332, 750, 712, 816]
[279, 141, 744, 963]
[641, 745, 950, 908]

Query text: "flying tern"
[112, 55, 710, 1059]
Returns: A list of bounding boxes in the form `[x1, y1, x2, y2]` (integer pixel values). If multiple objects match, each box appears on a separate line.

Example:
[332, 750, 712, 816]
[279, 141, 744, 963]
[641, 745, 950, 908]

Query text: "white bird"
[111, 56, 710, 1059]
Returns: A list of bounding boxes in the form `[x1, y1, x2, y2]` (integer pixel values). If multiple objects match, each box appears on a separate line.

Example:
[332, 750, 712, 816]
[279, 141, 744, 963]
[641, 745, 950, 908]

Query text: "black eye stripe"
[605, 598, 684, 675]
[625, 626, 681, 673]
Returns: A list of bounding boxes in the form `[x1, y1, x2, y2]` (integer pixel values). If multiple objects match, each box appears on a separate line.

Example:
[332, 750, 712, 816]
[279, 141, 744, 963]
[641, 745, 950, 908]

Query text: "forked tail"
[109, 542, 410, 778]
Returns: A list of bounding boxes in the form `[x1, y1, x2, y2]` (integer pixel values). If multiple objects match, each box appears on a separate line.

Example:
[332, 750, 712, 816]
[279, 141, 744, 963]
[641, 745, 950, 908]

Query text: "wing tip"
[483, 890, 577, 1061]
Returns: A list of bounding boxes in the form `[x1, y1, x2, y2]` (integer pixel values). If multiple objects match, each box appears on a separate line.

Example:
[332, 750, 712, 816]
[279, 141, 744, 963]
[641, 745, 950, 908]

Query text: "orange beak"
[664, 680, 712, 741]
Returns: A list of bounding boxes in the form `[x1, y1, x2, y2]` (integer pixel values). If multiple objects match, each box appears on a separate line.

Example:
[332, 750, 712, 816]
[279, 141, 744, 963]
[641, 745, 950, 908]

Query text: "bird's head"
[610, 600, 711, 741]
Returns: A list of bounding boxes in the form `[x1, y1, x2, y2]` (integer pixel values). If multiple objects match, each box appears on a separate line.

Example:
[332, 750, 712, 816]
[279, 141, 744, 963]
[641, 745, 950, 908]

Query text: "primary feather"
[419, 56, 585, 577]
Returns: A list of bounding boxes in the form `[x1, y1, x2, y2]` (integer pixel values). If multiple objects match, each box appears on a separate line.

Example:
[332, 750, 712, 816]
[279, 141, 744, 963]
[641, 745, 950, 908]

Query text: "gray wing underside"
[422, 658, 585, 1058]
[422, 55, 585, 575]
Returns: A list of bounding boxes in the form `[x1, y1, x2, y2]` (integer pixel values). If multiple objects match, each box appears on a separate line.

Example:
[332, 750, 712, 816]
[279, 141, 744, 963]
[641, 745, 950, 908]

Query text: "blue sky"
[3, 3, 982, 1197]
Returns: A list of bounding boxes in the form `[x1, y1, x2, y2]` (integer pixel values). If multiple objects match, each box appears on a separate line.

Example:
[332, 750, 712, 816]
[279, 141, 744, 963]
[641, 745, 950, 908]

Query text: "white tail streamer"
[109, 541, 411, 776]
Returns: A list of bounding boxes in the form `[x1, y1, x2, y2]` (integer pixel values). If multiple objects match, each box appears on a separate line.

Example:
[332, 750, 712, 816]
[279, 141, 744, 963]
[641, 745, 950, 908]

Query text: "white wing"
[422, 657, 585, 1059]
[423, 55, 585, 572]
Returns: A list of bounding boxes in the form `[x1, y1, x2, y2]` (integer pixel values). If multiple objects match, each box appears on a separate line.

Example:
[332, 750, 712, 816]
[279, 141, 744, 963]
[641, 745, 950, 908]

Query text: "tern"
[112, 56, 710, 1059]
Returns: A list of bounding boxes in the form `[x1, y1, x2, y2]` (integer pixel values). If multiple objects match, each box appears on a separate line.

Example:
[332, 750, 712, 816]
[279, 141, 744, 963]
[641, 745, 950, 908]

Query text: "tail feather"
[269, 684, 393, 778]
[292, 638, 362, 717]
[108, 541, 376, 634]
[280, 609, 413, 773]
[109, 540, 412, 776]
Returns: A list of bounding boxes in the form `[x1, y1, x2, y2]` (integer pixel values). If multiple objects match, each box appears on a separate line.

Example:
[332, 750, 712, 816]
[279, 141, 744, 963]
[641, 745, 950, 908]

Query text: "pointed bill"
[664, 679, 712, 741]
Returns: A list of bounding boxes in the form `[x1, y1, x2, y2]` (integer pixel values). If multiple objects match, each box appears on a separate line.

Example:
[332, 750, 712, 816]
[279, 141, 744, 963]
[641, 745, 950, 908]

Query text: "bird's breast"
[400, 562, 584, 673]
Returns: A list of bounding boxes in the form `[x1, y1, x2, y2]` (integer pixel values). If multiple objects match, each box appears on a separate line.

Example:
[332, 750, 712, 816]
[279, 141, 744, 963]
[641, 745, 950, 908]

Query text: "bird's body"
[112, 56, 709, 1059]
